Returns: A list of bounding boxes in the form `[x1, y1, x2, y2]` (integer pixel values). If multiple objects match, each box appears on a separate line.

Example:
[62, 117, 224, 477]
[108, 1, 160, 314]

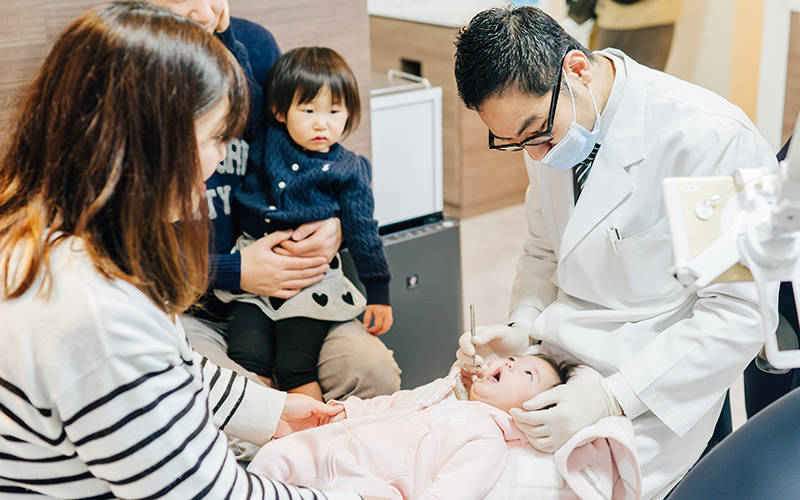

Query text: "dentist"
[454, 5, 778, 499]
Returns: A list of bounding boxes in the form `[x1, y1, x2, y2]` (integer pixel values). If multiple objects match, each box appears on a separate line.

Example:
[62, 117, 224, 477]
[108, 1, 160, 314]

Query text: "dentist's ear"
[563, 49, 593, 86]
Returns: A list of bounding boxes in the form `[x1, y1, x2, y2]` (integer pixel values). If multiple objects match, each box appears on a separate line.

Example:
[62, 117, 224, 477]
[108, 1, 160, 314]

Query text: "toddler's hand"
[364, 304, 392, 335]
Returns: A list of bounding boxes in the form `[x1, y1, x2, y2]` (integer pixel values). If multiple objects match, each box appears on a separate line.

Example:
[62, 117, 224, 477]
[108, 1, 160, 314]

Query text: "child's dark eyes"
[524, 370, 533, 379]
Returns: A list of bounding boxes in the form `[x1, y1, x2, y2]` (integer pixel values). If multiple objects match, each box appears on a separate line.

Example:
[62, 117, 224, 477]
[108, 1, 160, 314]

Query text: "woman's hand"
[275, 218, 343, 262]
[327, 401, 347, 423]
[363, 304, 393, 335]
[239, 230, 329, 297]
[273, 394, 344, 438]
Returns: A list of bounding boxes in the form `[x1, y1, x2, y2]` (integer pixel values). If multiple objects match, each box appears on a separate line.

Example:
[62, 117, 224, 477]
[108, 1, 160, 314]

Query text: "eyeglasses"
[488, 65, 564, 152]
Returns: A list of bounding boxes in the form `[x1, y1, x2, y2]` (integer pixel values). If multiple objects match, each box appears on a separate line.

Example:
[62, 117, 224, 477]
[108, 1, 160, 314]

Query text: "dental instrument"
[470, 304, 486, 379]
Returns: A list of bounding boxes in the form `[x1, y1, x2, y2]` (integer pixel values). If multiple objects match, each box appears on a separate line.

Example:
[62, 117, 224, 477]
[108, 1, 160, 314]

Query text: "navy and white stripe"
[0, 238, 359, 500]
[573, 143, 601, 203]
[0, 358, 354, 499]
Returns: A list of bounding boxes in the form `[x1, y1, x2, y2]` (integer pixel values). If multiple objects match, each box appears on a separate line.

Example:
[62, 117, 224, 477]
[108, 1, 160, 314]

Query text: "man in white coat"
[453, 5, 778, 499]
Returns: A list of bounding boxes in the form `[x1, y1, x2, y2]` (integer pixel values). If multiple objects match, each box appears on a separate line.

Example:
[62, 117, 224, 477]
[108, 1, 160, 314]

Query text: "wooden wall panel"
[230, 0, 371, 156]
[370, 15, 528, 218]
[370, 17, 463, 214]
[782, 11, 800, 147]
[0, 0, 372, 157]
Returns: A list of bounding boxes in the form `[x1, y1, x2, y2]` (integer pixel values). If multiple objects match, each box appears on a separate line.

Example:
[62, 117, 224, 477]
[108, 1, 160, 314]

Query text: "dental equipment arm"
[664, 119, 800, 370]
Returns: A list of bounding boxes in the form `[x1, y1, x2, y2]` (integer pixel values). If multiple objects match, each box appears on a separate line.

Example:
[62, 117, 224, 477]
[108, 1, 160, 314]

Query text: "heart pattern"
[342, 292, 354, 305]
[269, 297, 286, 310]
[330, 255, 340, 269]
[312, 293, 328, 307]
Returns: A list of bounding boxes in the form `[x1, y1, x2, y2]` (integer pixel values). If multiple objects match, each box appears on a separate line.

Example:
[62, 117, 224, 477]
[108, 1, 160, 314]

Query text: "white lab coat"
[508, 49, 779, 499]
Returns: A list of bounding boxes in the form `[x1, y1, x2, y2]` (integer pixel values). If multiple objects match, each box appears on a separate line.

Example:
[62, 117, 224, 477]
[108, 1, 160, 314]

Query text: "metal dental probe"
[470, 304, 485, 379]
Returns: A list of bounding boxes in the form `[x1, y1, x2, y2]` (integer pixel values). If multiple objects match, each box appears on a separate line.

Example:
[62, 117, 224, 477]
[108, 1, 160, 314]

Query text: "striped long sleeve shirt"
[0, 237, 359, 500]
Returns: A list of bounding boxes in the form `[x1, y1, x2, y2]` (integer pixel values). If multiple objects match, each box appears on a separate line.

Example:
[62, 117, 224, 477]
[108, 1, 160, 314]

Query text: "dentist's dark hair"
[454, 5, 595, 110]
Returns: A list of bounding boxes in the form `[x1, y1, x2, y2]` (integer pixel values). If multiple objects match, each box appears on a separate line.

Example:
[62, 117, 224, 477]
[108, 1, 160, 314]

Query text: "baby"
[248, 353, 578, 500]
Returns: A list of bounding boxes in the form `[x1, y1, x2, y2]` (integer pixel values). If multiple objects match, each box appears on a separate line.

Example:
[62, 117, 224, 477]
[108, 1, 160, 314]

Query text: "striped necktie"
[573, 143, 600, 203]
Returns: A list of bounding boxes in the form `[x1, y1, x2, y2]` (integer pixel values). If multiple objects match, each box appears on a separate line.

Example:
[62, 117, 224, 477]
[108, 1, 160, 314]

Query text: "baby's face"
[469, 355, 560, 413]
[278, 87, 349, 153]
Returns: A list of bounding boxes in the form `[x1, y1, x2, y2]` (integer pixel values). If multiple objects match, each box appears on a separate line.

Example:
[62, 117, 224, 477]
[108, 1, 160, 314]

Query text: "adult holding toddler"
[220, 46, 393, 401]
[0, 2, 369, 498]
[146, 0, 401, 402]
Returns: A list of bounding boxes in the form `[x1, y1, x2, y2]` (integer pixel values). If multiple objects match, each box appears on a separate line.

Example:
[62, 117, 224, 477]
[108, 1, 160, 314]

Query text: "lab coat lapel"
[558, 155, 633, 259]
[557, 49, 646, 260]
[535, 164, 575, 244]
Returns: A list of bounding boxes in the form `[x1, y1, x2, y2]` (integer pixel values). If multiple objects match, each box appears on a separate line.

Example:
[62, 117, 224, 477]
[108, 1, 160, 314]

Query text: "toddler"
[248, 353, 579, 500]
[218, 47, 392, 400]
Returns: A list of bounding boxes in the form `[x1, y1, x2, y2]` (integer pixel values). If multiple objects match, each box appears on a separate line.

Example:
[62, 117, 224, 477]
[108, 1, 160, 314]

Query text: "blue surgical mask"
[540, 71, 601, 171]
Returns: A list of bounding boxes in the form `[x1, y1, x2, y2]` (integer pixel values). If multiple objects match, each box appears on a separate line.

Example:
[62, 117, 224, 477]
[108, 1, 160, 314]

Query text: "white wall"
[667, 0, 735, 100]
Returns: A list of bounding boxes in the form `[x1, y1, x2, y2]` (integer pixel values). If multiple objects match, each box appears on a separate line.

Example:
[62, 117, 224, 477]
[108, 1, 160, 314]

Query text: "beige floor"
[458, 202, 747, 430]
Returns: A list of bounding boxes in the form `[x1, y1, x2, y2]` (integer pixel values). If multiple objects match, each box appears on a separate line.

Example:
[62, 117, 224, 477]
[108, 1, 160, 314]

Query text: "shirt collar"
[596, 49, 627, 144]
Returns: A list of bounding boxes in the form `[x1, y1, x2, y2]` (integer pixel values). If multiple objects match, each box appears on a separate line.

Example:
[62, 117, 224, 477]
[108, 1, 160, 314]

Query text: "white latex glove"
[455, 323, 531, 374]
[509, 380, 623, 453]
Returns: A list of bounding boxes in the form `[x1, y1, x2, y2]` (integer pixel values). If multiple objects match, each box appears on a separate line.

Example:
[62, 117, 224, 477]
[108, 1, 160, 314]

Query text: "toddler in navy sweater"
[218, 47, 392, 400]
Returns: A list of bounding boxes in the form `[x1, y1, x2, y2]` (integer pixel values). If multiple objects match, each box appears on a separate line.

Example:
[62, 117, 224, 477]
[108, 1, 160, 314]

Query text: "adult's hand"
[509, 380, 623, 453]
[239, 230, 329, 298]
[273, 394, 344, 438]
[275, 218, 343, 262]
[455, 323, 531, 374]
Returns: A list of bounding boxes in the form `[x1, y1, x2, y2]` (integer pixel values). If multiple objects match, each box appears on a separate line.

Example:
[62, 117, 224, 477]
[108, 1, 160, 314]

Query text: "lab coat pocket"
[608, 217, 683, 305]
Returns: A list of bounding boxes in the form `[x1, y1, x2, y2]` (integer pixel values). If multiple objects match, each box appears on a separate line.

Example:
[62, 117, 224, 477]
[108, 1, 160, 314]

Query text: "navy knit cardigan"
[238, 125, 391, 305]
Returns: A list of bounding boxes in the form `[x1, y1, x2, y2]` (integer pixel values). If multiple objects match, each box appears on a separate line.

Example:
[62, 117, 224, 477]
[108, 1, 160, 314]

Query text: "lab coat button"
[278, 181, 286, 189]
[291, 163, 299, 171]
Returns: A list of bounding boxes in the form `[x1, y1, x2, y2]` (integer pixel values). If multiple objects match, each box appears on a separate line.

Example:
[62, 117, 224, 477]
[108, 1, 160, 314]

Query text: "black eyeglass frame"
[487, 59, 565, 152]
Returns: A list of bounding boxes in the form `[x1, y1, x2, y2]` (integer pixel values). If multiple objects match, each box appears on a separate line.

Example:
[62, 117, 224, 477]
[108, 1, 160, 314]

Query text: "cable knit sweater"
[238, 125, 391, 305]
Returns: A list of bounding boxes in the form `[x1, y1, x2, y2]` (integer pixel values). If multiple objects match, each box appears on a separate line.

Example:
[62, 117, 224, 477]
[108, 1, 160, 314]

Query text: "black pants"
[227, 302, 331, 391]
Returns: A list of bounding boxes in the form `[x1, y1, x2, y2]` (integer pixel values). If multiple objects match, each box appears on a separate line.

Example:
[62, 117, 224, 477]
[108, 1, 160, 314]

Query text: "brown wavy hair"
[0, 0, 248, 314]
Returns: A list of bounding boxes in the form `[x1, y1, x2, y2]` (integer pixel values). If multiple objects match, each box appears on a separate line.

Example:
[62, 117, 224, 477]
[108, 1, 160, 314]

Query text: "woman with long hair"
[0, 2, 357, 498]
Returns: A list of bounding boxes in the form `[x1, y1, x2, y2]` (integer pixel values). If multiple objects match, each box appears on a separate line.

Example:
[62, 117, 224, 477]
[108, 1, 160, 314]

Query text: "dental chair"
[668, 385, 800, 499]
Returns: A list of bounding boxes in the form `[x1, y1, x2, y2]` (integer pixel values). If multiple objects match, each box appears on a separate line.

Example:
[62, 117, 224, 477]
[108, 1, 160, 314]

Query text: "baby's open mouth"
[485, 368, 502, 383]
